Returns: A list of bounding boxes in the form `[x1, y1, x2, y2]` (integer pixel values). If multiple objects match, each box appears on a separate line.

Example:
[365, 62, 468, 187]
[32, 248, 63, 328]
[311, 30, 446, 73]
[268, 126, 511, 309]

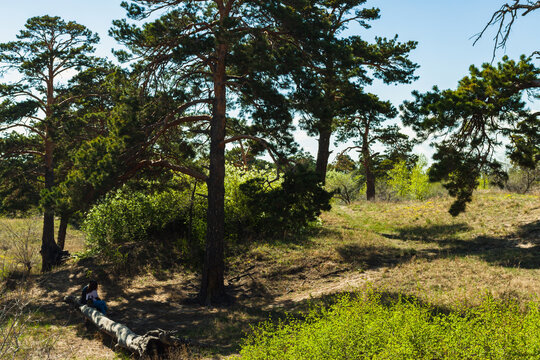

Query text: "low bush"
[387, 157, 445, 201]
[240, 164, 332, 239]
[83, 164, 331, 268]
[325, 170, 361, 204]
[240, 291, 540, 360]
[82, 175, 205, 270]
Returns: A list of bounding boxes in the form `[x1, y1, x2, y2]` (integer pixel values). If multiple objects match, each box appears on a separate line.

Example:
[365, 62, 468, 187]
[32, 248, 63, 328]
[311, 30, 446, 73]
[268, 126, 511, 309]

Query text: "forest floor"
[1, 189, 539, 359]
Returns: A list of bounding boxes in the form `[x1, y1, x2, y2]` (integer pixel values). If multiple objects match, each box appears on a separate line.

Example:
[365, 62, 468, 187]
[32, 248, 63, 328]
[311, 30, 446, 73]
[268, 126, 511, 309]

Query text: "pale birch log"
[64, 296, 188, 357]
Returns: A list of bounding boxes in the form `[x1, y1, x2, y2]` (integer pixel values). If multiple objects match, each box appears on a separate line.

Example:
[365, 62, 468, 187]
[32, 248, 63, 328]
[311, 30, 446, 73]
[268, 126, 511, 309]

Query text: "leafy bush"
[387, 160, 411, 198]
[409, 157, 431, 200]
[240, 165, 332, 239]
[240, 291, 540, 360]
[387, 156, 441, 200]
[325, 170, 361, 204]
[82, 176, 206, 269]
[83, 163, 331, 267]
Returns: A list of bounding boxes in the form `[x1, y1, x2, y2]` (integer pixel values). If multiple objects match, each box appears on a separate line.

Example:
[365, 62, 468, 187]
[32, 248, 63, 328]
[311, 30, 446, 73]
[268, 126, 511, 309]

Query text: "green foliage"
[83, 164, 331, 266]
[409, 157, 431, 200]
[387, 156, 435, 200]
[401, 55, 539, 215]
[240, 291, 540, 360]
[478, 173, 491, 190]
[325, 170, 361, 204]
[82, 175, 204, 268]
[239, 165, 332, 239]
[387, 160, 411, 198]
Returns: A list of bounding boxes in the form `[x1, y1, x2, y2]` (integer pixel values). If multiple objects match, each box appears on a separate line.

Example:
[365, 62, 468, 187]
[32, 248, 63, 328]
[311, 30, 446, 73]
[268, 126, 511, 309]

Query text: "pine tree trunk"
[365, 165, 376, 201]
[199, 44, 227, 305]
[57, 213, 69, 251]
[315, 126, 332, 184]
[362, 125, 376, 201]
[41, 159, 61, 272]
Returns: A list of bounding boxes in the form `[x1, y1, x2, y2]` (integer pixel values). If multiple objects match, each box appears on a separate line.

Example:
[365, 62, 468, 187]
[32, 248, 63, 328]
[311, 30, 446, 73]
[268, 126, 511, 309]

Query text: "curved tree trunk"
[57, 213, 69, 251]
[315, 126, 332, 184]
[199, 44, 228, 305]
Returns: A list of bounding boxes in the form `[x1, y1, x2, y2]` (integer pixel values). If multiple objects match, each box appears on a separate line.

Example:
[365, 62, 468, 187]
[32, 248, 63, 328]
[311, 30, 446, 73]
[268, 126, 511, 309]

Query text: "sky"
[0, 0, 538, 163]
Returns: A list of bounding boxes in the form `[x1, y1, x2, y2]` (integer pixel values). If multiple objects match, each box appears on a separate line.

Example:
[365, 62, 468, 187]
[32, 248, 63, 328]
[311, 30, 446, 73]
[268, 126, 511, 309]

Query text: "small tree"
[401, 56, 539, 215]
[336, 93, 412, 200]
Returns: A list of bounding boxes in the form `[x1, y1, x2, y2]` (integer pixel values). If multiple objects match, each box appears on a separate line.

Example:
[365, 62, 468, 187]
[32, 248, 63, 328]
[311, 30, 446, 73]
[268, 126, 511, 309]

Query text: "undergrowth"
[240, 291, 540, 359]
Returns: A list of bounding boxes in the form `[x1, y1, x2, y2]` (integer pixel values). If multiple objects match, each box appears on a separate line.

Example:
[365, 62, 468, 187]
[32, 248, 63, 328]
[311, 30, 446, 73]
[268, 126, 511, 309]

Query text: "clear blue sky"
[1, 1, 538, 162]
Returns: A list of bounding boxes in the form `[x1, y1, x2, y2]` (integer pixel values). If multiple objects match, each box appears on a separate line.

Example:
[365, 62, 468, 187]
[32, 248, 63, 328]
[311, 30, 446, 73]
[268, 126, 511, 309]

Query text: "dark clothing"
[80, 285, 89, 305]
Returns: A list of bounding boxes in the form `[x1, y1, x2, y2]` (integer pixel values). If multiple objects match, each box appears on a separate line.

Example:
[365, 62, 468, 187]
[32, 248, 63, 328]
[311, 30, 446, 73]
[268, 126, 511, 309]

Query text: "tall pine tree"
[0, 16, 100, 271]
[111, 0, 297, 304]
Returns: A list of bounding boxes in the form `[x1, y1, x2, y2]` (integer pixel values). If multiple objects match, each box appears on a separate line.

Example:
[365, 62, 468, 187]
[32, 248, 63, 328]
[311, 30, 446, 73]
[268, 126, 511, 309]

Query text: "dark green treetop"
[401, 56, 539, 216]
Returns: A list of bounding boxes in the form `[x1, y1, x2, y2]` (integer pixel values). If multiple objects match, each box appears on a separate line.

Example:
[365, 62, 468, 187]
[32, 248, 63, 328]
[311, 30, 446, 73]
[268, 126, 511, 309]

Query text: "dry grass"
[0, 217, 86, 276]
[1, 190, 538, 358]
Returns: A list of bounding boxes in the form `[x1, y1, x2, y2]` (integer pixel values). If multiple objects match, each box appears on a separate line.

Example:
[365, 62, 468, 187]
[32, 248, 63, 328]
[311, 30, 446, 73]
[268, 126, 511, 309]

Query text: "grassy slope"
[0, 189, 538, 358]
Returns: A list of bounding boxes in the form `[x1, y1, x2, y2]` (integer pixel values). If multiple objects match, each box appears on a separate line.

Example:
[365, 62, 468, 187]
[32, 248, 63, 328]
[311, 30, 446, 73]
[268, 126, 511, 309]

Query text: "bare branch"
[0, 123, 46, 139]
[473, 1, 540, 59]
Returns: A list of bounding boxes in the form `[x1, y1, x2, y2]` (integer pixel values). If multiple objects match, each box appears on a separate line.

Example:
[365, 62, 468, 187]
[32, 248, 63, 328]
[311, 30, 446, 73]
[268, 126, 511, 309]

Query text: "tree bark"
[199, 43, 228, 305]
[315, 126, 332, 184]
[365, 163, 376, 201]
[57, 213, 69, 251]
[40, 140, 61, 272]
[362, 141, 376, 201]
[64, 296, 187, 357]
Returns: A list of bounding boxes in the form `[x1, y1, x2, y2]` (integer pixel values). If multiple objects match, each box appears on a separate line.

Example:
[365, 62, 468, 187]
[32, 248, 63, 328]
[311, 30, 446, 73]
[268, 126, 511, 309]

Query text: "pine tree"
[284, 0, 417, 182]
[401, 56, 539, 215]
[110, 0, 297, 304]
[335, 93, 412, 200]
[0, 16, 100, 271]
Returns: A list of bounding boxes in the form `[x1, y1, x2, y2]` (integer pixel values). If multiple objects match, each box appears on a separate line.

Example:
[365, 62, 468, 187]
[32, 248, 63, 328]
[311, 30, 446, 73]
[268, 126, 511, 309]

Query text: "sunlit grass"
[0, 217, 86, 275]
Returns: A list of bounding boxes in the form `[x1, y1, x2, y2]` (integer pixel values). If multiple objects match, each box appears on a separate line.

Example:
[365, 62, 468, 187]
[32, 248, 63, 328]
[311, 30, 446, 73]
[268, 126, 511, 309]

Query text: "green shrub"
[325, 170, 361, 204]
[239, 165, 332, 239]
[387, 156, 441, 200]
[82, 175, 206, 269]
[240, 291, 540, 360]
[409, 156, 431, 200]
[83, 163, 331, 266]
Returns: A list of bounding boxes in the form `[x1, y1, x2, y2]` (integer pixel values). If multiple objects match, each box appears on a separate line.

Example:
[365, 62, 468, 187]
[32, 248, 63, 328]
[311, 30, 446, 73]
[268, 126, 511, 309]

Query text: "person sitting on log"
[84, 280, 108, 315]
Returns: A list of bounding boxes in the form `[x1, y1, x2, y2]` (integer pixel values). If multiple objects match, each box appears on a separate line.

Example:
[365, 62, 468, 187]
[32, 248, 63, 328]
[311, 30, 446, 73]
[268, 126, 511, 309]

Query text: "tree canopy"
[401, 56, 539, 215]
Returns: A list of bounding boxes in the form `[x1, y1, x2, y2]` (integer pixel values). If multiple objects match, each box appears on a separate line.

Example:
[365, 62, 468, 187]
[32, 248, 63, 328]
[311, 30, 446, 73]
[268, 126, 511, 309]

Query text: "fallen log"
[64, 296, 189, 357]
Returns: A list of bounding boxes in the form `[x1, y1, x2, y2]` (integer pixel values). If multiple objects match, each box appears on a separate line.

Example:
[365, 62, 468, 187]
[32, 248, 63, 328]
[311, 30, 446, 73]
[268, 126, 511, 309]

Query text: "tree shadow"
[336, 244, 418, 269]
[382, 223, 472, 242]
[376, 220, 540, 269]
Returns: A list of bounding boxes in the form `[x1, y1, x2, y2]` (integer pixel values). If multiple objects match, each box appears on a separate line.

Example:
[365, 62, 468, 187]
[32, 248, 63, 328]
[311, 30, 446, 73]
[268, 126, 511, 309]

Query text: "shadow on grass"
[382, 223, 472, 242]
[374, 220, 540, 269]
[336, 244, 418, 269]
